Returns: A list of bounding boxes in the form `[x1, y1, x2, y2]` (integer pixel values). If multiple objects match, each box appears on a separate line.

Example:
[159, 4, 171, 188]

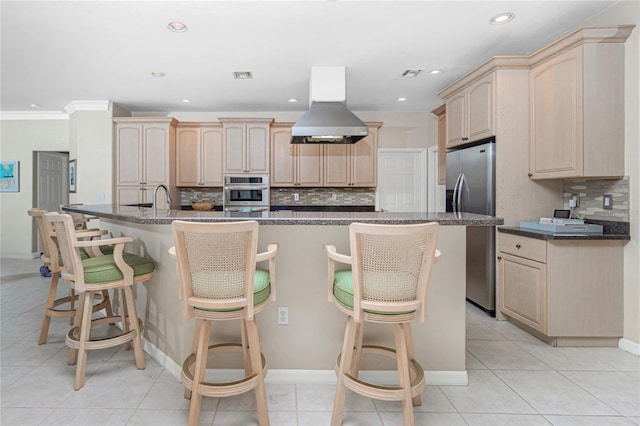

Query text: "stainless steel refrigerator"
[446, 137, 496, 315]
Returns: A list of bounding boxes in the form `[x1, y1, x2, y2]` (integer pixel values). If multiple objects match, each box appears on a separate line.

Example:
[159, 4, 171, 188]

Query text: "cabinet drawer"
[499, 233, 546, 263]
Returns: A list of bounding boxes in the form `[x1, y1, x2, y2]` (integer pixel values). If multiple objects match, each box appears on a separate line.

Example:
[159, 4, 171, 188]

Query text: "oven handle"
[224, 185, 268, 191]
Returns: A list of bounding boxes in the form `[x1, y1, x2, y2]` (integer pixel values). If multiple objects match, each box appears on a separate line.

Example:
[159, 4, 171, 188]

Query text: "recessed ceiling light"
[167, 22, 188, 33]
[429, 69, 443, 75]
[29, 103, 41, 109]
[151, 71, 165, 77]
[490, 13, 515, 25]
[182, 99, 191, 103]
[397, 97, 408, 102]
[233, 71, 253, 79]
[288, 98, 299, 103]
[402, 69, 423, 78]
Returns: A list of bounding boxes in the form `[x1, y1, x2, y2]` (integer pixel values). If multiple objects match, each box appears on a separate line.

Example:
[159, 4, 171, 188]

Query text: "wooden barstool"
[28, 208, 112, 344]
[46, 212, 154, 390]
[325, 222, 441, 426]
[169, 220, 278, 426]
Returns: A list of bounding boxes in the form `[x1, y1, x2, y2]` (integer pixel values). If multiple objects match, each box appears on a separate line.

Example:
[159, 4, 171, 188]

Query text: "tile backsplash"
[179, 187, 376, 207]
[563, 177, 629, 222]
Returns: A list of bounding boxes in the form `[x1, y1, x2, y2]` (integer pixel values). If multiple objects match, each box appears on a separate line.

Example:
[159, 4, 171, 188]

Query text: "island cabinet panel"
[176, 124, 224, 187]
[497, 232, 624, 346]
[323, 123, 381, 187]
[529, 43, 625, 179]
[270, 124, 323, 187]
[220, 118, 273, 174]
[114, 118, 177, 206]
[445, 73, 494, 148]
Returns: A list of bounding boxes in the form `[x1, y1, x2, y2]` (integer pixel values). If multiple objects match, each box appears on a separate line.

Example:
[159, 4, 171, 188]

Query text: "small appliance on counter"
[520, 209, 604, 234]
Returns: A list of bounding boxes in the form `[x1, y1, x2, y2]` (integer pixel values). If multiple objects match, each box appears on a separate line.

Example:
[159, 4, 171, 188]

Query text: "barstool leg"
[123, 286, 145, 369]
[393, 323, 414, 425]
[101, 289, 114, 318]
[402, 322, 422, 407]
[332, 317, 358, 426]
[245, 317, 269, 426]
[240, 318, 251, 377]
[67, 287, 85, 366]
[38, 272, 60, 344]
[189, 319, 211, 426]
[117, 288, 131, 351]
[351, 322, 364, 377]
[74, 291, 95, 390]
[184, 319, 202, 400]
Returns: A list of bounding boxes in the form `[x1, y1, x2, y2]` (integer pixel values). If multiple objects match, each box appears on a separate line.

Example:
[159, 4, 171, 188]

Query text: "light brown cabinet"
[176, 123, 224, 187]
[529, 43, 626, 179]
[114, 118, 177, 206]
[220, 118, 273, 174]
[432, 104, 446, 185]
[324, 123, 381, 187]
[270, 123, 323, 187]
[445, 73, 494, 148]
[497, 232, 624, 346]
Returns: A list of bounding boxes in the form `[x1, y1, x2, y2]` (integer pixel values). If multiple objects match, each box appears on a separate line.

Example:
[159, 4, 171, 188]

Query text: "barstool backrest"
[28, 208, 53, 268]
[349, 222, 439, 322]
[171, 220, 260, 320]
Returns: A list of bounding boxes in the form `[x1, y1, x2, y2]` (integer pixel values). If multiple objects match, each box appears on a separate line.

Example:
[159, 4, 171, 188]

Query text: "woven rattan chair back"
[171, 220, 260, 321]
[28, 209, 54, 268]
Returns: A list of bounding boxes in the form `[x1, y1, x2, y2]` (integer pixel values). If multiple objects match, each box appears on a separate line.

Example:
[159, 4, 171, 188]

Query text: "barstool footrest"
[336, 345, 426, 401]
[65, 316, 143, 350]
[181, 343, 267, 398]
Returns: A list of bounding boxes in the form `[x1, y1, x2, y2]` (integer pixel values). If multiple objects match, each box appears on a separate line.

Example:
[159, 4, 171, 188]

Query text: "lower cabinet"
[497, 232, 624, 346]
[117, 185, 170, 208]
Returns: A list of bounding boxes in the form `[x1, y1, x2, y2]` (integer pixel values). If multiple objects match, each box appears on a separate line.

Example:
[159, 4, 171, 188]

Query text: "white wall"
[581, 1, 640, 346]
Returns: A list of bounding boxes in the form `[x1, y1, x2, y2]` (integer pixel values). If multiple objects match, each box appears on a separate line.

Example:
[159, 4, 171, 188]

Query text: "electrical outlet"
[330, 192, 337, 201]
[277, 307, 288, 325]
[603, 194, 613, 210]
[293, 193, 299, 202]
[571, 194, 579, 207]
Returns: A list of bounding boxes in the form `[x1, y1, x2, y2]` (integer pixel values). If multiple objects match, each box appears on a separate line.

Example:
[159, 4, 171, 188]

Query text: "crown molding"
[64, 100, 111, 114]
[0, 111, 69, 120]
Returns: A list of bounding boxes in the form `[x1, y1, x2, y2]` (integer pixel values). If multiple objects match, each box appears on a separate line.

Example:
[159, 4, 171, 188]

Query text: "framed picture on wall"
[0, 161, 19, 192]
[69, 159, 77, 193]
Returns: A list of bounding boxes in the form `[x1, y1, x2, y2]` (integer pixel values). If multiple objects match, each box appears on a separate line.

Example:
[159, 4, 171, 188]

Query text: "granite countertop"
[498, 226, 630, 241]
[63, 204, 504, 226]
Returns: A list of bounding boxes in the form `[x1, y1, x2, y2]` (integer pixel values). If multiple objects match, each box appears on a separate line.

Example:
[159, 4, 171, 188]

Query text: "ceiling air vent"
[402, 69, 423, 78]
[233, 71, 253, 79]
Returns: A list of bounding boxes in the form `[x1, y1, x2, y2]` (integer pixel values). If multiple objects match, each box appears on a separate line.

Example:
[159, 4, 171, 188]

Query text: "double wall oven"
[223, 174, 270, 212]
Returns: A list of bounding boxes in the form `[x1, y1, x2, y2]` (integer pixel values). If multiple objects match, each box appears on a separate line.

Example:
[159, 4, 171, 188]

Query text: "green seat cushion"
[195, 269, 271, 312]
[333, 270, 414, 315]
[81, 252, 155, 284]
[58, 245, 115, 265]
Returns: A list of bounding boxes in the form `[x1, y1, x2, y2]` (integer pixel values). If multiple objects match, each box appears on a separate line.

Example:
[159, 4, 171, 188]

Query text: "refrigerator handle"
[452, 173, 462, 213]
[457, 173, 465, 213]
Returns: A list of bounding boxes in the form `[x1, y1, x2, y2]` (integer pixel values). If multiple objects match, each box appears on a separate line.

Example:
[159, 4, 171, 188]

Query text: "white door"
[376, 149, 426, 212]
[427, 146, 446, 211]
[33, 151, 69, 253]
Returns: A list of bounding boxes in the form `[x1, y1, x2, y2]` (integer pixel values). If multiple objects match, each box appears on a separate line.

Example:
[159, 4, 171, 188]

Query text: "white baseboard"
[619, 338, 640, 356]
[142, 337, 468, 386]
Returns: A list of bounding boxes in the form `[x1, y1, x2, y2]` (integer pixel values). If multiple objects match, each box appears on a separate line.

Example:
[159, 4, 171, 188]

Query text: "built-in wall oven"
[223, 174, 270, 212]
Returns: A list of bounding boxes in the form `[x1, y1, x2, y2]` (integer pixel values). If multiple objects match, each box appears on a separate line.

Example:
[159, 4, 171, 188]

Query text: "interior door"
[376, 149, 426, 212]
[34, 151, 69, 253]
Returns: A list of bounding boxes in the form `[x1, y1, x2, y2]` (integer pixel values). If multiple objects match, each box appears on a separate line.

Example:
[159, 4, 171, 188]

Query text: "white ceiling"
[0, 0, 620, 115]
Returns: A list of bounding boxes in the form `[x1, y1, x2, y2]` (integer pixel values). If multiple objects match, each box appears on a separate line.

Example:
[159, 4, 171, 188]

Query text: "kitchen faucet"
[152, 184, 171, 216]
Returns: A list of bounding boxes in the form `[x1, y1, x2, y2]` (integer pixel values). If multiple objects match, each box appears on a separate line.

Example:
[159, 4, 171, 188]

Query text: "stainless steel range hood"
[291, 101, 368, 144]
[291, 66, 368, 144]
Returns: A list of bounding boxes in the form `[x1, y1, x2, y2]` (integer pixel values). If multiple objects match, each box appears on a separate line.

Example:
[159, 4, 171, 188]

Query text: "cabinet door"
[117, 186, 142, 205]
[270, 126, 296, 186]
[324, 144, 350, 187]
[176, 128, 200, 187]
[498, 253, 547, 333]
[144, 125, 170, 186]
[530, 47, 583, 179]
[467, 75, 494, 142]
[116, 124, 143, 186]
[352, 129, 377, 187]
[445, 93, 465, 148]
[297, 144, 323, 186]
[224, 125, 246, 173]
[201, 128, 224, 186]
[246, 124, 270, 173]
[437, 111, 447, 185]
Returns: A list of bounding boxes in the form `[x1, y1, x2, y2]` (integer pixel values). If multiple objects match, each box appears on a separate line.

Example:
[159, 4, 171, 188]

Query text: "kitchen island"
[64, 204, 503, 385]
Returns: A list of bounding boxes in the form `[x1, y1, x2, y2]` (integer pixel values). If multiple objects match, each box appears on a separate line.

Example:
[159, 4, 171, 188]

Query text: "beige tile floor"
[1, 257, 639, 425]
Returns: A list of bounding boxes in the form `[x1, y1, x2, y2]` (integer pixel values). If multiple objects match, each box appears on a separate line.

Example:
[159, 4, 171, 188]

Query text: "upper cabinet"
[220, 118, 273, 174]
[432, 104, 446, 185]
[270, 123, 323, 187]
[445, 73, 495, 148]
[529, 41, 626, 180]
[114, 117, 177, 205]
[176, 123, 224, 187]
[324, 123, 381, 187]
